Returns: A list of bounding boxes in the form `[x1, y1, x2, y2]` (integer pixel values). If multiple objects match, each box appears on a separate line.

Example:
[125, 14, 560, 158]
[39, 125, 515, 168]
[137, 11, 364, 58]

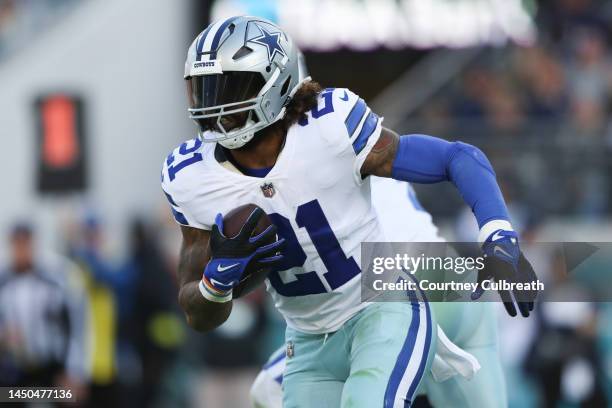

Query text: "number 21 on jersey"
[267, 200, 361, 297]
[269, 88, 360, 297]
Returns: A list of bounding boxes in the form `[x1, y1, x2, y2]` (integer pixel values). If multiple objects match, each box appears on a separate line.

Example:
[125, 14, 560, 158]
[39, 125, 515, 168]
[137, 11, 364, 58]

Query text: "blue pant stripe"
[383, 289, 420, 408]
[405, 296, 432, 403]
[404, 274, 432, 404]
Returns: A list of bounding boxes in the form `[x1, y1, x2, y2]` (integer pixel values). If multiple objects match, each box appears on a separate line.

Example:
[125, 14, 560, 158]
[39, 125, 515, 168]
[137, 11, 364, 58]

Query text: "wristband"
[478, 219, 514, 245]
[199, 278, 232, 303]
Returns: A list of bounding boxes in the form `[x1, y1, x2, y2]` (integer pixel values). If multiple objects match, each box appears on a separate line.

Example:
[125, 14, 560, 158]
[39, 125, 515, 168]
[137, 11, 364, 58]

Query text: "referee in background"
[0, 222, 89, 396]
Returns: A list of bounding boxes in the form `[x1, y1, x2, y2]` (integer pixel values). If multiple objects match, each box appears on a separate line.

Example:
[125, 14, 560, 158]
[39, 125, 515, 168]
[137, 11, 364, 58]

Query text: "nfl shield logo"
[260, 182, 275, 198]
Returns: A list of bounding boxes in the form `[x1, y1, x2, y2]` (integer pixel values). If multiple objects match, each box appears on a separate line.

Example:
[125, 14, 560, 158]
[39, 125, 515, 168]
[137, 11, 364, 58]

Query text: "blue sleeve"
[390, 134, 509, 228]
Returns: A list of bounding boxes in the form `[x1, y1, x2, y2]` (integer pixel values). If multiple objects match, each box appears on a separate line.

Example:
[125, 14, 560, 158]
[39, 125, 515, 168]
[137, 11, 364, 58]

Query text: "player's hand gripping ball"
[202, 204, 285, 300]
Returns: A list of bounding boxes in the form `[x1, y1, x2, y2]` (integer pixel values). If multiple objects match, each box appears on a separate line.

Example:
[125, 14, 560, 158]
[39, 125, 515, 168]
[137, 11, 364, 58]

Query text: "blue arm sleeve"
[391, 134, 509, 228]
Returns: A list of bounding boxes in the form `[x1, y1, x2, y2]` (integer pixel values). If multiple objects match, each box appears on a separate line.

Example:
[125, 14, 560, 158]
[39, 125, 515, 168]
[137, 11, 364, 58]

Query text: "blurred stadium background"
[1, 0, 612, 407]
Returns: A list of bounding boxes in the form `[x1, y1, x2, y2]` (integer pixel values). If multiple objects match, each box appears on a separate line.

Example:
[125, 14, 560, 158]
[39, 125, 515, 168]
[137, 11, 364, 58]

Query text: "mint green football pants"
[282, 301, 436, 408]
[420, 302, 507, 408]
[256, 303, 505, 408]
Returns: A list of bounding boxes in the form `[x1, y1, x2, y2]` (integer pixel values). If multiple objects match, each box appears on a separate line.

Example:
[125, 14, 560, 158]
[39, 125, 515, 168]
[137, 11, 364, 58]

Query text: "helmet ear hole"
[280, 76, 291, 96]
[233, 46, 253, 60]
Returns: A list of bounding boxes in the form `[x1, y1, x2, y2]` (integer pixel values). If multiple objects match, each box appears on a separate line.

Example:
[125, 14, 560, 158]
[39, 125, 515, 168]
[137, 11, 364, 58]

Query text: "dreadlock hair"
[278, 80, 323, 132]
[247, 80, 323, 146]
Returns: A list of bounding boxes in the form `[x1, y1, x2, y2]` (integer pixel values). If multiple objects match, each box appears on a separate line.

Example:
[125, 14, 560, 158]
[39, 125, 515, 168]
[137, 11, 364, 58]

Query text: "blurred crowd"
[0, 209, 285, 407]
[491, 219, 612, 408]
[410, 0, 612, 220]
[0, 0, 83, 60]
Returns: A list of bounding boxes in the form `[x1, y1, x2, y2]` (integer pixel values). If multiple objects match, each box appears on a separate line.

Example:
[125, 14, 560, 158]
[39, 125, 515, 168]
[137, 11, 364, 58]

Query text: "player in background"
[251, 178, 506, 408]
[162, 16, 536, 407]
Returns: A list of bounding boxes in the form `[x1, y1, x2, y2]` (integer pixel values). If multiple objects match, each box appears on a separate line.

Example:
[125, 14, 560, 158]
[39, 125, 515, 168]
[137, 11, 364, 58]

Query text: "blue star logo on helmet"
[249, 24, 287, 63]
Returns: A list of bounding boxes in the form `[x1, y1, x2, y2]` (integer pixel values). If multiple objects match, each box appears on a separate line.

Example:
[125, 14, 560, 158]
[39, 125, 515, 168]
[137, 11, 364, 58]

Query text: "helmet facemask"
[187, 71, 268, 149]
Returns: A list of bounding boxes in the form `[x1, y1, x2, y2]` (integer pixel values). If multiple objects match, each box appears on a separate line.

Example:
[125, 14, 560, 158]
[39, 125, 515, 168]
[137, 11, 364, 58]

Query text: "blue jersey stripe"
[171, 208, 189, 225]
[209, 16, 239, 60]
[352, 112, 379, 154]
[344, 98, 367, 136]
[384, 290, 420, 408]
[163, 191, 178, 207]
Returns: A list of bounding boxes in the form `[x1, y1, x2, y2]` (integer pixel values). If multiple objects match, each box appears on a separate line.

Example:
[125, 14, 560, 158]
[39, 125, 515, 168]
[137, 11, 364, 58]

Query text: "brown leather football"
[222, 203, 276, 298]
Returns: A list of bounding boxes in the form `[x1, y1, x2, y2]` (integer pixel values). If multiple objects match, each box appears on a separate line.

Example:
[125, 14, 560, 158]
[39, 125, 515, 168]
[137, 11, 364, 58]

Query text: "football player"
[161, 16, 536, 407]
[250, 179, 506, 408]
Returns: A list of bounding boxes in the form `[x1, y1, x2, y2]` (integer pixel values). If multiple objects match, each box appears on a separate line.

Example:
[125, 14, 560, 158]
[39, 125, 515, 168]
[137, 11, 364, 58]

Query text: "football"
[222, 203, 276, 298]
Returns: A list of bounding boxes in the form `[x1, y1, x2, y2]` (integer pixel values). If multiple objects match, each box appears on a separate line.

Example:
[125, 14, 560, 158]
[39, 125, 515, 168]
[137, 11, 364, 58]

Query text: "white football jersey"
[162, 88, 386, 333]
[371, 178, 443, 243]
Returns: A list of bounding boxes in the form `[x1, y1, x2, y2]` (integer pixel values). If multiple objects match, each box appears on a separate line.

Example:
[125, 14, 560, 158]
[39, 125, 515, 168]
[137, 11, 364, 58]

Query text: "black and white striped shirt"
[0, 254, 88, 380]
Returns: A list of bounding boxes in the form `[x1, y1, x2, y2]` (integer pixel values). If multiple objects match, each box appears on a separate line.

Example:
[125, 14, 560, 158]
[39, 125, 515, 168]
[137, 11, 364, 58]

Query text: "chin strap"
[218, 129, 255, 149]
[201, 119, 257, 149]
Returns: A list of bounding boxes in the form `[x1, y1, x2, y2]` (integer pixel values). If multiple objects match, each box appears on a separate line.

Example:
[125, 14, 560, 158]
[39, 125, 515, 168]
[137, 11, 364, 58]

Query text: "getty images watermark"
[360, 242, 608, 303]
[370, 252, 543, 294]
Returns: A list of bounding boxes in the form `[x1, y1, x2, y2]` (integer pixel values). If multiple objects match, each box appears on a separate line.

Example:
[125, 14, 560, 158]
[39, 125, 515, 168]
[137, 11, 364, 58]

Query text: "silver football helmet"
[185, 16, 307, 149]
